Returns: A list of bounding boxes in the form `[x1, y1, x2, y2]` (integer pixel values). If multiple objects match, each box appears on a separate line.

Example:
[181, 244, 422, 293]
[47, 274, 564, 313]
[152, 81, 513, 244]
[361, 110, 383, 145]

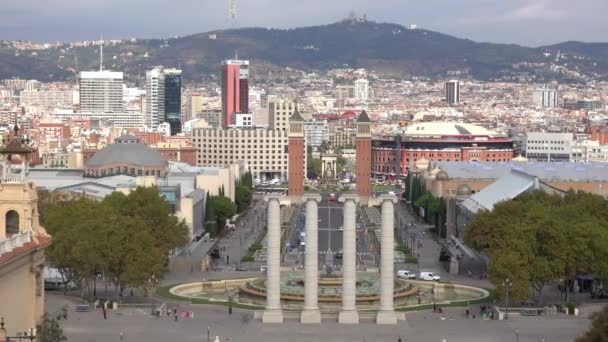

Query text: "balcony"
[0, 230, 32, 256]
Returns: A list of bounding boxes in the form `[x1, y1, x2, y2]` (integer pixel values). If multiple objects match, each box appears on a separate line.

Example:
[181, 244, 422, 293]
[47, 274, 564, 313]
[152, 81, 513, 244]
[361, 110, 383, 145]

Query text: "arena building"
[372, 122, 514, 179]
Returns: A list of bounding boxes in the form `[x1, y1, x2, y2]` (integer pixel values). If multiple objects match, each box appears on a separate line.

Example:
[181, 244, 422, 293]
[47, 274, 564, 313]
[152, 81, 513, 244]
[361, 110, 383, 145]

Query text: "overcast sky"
[1, 0, 605, 46]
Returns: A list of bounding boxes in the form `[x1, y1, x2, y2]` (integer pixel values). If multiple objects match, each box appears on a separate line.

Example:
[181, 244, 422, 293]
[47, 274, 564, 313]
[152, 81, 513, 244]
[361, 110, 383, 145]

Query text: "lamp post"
[503, 279, 512, 319]
[207, 326, 210, 342]
[515, 329, 519, 342]
[0, 317, 37, 341]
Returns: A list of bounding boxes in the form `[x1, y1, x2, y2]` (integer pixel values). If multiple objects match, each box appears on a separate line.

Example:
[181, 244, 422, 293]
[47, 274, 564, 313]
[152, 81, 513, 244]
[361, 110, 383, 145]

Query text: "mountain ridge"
[1, 20, 607, 82]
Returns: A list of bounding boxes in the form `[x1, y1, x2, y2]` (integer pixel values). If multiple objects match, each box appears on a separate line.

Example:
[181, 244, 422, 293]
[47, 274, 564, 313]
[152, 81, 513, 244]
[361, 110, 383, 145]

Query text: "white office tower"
[79, 71, 124, 113]
[354, 79, 369, 101]
[533, 88, 558, 108]
[445, 80, 460, 105]
[145, 67, 166, 129]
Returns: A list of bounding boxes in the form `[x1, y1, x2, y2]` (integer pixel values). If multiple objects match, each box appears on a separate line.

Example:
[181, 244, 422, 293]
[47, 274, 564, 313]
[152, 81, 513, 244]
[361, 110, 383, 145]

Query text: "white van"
[397, 270, 416, 279]
[419, 271, 441, 282]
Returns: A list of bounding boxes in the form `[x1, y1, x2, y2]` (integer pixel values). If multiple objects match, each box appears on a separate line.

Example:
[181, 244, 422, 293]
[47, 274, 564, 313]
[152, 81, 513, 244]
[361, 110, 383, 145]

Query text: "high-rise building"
[354, 79, 369, 101]
[533, 88, 558, 108]
[79, 71, 124, 113]
[268, 98, 294, 132]
[145, 67, 165, 130]
[445, 80, 460, 105]
[188, 94, 204, 119]
[221, 60, 249, 128]
[164, 68, 182, 135]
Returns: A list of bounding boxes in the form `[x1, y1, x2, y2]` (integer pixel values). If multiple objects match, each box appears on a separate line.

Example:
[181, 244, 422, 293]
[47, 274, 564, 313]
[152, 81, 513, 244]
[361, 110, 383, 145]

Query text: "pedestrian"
[119, 332, 124, 341]
[228, 305, 233, 315]
[102, 306, 107, 320]
[433, 302, 437, 312]
[398, 337, 402, 342]
[174, 312, 178, 321]
[468, 270, 472, 278]
[465, 308, 470, 318]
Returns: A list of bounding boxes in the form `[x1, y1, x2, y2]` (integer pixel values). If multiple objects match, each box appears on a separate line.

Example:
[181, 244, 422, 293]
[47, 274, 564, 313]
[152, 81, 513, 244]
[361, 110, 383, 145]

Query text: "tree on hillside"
[577, 305, 608, 342]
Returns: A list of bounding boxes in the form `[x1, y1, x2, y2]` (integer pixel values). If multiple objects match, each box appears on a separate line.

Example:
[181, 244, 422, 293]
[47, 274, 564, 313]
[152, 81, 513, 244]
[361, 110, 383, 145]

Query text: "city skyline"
[0, 0, 606, 46]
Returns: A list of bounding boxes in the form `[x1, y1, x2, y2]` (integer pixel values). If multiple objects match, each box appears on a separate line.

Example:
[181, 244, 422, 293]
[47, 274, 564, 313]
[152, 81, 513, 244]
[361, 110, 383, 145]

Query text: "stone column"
[339, 194, 359, 324]
[301, 194, 322, 323]
[377, 194, 398, 324]
[263, 195, 283, 323]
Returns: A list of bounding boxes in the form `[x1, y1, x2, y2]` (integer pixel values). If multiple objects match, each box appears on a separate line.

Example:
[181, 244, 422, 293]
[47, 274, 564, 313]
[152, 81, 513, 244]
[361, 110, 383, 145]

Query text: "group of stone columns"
[262, 194, 398, 324]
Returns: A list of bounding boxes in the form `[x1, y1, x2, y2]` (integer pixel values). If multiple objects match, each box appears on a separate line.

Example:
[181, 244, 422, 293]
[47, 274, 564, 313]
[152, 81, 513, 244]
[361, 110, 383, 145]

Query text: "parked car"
[419, 271, 441, 282]
[260, 265, 267, 273]
[338, 225, 344, 231]
[328, 193, 336, 201]
[335, 250, 343, 259]
[397, 270, 416, 279]
[439, 249, 451, 261]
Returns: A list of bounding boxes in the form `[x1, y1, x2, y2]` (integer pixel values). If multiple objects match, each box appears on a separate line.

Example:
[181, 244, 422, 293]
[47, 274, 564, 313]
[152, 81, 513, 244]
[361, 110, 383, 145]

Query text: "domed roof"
[86, 142, 167, 168]
[405, 122, 500, 137]
[456, 184, 472, 196]
[436, 170, 449, 180]
[512, 155, 528, 162]
[415, 158, 429, 169]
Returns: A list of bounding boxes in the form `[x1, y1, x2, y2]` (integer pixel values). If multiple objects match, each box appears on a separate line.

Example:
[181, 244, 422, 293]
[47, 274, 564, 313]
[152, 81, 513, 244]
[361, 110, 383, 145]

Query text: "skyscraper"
[79, 71, 124, 113]
[164, 68, 182, 135]
[532, 88, 558, 108]
[145, 67, 183, 133]
[145, 67, 165, 130]
[221, 60, 249, 128]
[445, 80, 460, 105]
[354, 78, 369, 101]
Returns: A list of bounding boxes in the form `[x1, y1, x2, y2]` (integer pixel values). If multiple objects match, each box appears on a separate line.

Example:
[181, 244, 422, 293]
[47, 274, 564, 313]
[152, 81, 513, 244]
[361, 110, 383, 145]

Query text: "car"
[300, 231, 306, 238]
[300, 241, 306, 247]
[260, 265, 267, 273]
[419, 271, 441, 282]
[328, 193, 336, 201]
[439, 249, 451, 261]
[338, 226, 344, 231]
[76, 303, 91, 312]
[335, 250, 343, 259]
[397, 270, 416, 279]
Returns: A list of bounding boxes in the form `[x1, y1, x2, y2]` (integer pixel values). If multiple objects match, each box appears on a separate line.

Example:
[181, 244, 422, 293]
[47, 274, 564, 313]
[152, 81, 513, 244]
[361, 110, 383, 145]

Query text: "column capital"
[302, 193, 322, 203]
[378, 194, 398, 204]
[339, 193, 360, 204]
[265, 194, 285, 203]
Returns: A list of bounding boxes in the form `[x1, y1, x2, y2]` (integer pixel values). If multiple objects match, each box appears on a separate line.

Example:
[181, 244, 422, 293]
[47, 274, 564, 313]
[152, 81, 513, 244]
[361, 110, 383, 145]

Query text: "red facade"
[221, 64, 241, 128]
[288, 138, 304, 197]
[356, 138, 372, 198]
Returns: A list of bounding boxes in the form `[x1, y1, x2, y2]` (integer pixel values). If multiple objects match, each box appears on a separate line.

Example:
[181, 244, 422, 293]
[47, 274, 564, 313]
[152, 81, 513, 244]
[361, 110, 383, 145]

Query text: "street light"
[503, 279, 513, 319]
[0, 317, 37, 341]
[515, 329, 519, 342]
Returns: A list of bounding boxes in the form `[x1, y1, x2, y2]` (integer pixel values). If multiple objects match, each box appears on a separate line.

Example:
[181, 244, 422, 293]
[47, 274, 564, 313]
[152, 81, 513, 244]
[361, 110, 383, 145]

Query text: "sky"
[0, 0, 606, 46]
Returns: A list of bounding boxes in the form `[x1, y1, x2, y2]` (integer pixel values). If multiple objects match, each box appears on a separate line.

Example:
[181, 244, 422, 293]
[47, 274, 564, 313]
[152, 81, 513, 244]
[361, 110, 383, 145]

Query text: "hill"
[1, 20, 607, 82]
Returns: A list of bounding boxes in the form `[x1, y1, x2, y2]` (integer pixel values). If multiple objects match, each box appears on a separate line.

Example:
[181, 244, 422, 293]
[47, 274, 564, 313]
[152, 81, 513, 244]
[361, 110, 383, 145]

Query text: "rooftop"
[405, 122, 501, 137]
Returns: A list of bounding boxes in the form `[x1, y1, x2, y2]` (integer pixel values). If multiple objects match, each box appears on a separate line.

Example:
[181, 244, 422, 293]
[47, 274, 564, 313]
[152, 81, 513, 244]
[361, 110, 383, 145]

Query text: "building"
[356, 111, 372, 202]
[445, 80, 460, 105]
[221, 60, 249, 128]
[268, 98, 294, 132]
[83, 134, 168, 178]
[329, 127, 356, 149]
[145, 67, 165, 130]
[354, 79, 369, 101]
[164, 68, 182, 135]
[79, 71, 124, 113]
[0, 130, 51, 336]
[304, 120, 329, 149]
[199, 110, 221, 129]
[188, 94, 204, 119]
[50, 110, 144, 128]
[525, 132, 572, 162]
[563, 99, 602, 111]
[232, 113, 253, 128]
[372, 122, 513, 178]
[20, 90, 76, 108]
[532, 88, 558, 108]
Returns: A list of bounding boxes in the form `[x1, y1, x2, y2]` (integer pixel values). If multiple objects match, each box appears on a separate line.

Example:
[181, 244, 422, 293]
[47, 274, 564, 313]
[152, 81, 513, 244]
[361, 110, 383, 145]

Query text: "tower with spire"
[287, 107, 305, 201]
[356, 110, 372, 203]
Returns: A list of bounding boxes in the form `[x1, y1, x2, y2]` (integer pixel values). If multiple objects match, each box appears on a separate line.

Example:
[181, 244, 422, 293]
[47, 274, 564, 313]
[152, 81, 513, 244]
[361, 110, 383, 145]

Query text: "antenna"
[228, 0, 237, 27]
[99, 34, 104, 72]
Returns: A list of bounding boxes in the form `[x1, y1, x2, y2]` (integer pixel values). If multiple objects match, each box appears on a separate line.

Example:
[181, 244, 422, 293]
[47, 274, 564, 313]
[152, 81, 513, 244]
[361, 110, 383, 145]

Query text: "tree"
[235, 184, 252, 213]
[577, 305, 608, 342]
[307, 158, 322, 179]
[212, 196, 237, 231]
[37, 314, 67, 342]
[205, 192, 218, 237]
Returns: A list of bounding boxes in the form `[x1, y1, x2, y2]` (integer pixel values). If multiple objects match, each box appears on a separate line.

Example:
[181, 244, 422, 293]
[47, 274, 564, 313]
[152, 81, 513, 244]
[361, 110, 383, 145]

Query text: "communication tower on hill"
[229, 0, 237, 27]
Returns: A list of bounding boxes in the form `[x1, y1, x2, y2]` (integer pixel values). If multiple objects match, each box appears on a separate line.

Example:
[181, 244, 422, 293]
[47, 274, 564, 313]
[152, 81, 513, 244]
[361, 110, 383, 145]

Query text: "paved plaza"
[47, 294, 593, 342]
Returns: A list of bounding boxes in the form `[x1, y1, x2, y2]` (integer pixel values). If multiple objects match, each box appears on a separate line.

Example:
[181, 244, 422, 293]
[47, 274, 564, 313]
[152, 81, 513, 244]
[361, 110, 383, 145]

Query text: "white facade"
[145, 67, 165, 129]
[50, 110, 144, 128]
[232, 113, 253, 127]
[304, 120, 329, 148]
[525, 132, 572, 162]
[354, 79, 369, 101]
[268, 98, 294, 132]
[79, 71, 124, 113]
[20, 90, 76, 108]
[532, 89, 558, 108]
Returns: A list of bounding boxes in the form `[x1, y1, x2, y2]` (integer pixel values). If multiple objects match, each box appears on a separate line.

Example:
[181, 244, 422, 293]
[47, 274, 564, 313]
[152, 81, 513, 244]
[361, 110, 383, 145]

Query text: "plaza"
[46, 294, 593, 342]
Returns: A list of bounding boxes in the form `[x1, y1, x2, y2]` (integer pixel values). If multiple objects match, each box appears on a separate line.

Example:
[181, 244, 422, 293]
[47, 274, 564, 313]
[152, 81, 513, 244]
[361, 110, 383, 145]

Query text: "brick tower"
[288, 108, 305, 201]
[356, 110, 372, 204]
